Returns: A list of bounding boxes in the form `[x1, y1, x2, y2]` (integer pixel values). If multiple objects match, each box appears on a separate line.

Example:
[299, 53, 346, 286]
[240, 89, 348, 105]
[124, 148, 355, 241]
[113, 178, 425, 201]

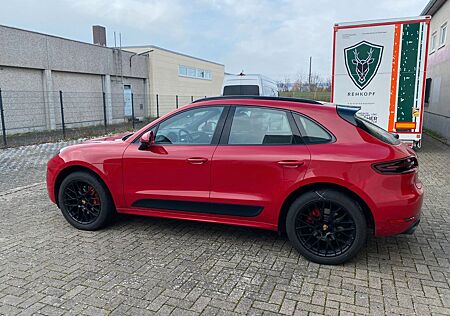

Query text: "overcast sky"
[0, 0, 427, 80]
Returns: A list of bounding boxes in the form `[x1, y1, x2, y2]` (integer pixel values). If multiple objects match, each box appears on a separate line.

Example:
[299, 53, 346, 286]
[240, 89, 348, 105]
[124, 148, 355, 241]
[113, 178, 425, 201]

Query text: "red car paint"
[47, 98, 423, 236]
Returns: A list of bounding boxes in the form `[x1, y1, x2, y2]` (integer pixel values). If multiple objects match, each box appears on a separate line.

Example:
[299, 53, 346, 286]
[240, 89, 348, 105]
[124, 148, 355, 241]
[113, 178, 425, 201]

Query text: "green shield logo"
[344, 41, 383, 90]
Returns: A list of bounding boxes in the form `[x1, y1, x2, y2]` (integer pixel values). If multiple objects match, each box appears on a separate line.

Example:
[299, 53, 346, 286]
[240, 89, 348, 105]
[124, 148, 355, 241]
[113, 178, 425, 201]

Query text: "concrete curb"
[424, 131, 450, 147]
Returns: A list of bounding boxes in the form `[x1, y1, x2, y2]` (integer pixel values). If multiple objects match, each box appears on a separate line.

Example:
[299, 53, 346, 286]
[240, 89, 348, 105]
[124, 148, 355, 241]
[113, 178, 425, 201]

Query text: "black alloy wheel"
[58, 171, 114, 230]
[63, 180, 101, 225]
[295, 200, 356, 257]
[286, 189, 367, 265]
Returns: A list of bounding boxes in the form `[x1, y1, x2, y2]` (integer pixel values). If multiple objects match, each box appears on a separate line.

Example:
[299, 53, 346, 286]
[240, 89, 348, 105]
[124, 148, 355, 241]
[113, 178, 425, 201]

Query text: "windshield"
[355, 114, 401, 145]
[223, 85, 260, 96]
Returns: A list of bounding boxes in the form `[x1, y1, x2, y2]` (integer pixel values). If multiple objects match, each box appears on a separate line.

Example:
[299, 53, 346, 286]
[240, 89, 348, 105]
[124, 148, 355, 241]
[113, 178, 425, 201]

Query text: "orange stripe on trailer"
[395, 122, 416, 129]
[389, 24, 401, 132]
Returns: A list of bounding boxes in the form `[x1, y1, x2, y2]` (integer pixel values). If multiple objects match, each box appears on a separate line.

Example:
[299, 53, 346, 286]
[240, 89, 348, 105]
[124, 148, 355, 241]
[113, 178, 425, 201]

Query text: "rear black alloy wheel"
[295, 200, 356, 257]
[286, 189, 367, 265]
[58, 171, 114, 230]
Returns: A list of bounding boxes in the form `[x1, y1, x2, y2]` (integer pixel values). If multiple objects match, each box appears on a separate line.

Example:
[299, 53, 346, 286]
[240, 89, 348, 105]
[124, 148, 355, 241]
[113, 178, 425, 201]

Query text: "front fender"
[47, 142, 126, 208]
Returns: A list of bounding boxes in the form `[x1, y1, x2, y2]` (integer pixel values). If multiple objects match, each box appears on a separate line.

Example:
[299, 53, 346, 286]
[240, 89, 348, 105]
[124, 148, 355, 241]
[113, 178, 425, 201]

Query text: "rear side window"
[223, 85, 259, 96]
[355, 115, 401, 145]
[228, 107, 294, 145]
[293, 113, 333, 144]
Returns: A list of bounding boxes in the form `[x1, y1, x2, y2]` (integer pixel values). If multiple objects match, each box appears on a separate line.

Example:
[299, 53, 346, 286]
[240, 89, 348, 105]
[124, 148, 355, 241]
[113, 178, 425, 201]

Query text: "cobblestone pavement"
[0, 140, 81, 192]
[0, 135, 449, 315]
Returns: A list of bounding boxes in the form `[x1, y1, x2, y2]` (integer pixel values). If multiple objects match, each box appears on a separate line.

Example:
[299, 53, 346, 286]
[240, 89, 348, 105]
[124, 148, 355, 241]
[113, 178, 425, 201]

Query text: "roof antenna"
[239, 70, 245, 76]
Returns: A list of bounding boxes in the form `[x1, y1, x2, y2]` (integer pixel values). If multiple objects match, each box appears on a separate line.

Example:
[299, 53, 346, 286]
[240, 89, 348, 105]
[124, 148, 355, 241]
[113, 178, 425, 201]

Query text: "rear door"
[210, 105, 311, 223]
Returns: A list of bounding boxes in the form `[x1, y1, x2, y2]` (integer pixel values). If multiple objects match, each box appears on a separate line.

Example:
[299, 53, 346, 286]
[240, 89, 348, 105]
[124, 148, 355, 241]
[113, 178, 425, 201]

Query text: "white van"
[222, 73, 279, 97]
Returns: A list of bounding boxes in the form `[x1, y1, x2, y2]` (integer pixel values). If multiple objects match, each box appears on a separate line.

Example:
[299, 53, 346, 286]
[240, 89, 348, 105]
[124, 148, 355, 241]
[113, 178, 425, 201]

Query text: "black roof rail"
[192, 95, 323, 105]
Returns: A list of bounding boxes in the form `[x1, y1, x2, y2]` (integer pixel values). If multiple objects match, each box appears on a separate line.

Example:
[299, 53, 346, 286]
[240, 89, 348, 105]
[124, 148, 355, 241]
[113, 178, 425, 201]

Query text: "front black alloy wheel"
[58, 171, 114, 230]
[286, 189, 367, 265]
[63, 181, 101, 225]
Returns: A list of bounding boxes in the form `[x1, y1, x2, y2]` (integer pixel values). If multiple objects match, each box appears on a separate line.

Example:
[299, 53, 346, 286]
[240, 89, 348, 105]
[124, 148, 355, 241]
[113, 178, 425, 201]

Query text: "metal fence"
[0, 89, 209, 148]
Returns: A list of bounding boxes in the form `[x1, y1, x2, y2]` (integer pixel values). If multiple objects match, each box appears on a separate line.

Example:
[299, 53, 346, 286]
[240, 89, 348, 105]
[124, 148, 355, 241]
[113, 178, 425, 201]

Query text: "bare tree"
[308, 73, 322, 92]
[277, 77, 292, 92]
[323, 77, 332, 91]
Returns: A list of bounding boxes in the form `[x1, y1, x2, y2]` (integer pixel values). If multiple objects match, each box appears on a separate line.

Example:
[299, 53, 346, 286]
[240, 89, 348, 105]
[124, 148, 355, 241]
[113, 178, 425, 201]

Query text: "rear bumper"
[373, 184, 423, 236]
[401, 218, 420, 235]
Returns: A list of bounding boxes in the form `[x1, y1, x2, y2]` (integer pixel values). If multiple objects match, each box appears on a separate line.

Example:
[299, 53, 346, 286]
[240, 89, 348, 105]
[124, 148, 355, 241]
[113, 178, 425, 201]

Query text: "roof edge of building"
[123, 45, 224, 67]
[0, 23, 142, 57]
[421, 0, 447, 15]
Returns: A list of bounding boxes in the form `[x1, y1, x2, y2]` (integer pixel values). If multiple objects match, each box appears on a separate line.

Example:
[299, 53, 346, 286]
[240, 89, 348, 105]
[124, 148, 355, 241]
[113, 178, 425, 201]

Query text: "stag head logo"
[344, 41, 383, 90]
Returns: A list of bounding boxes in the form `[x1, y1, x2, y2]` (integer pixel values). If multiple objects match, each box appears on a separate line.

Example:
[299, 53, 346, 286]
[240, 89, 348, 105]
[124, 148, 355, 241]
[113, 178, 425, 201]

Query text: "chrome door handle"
[277, 160, 304, 168]
[187, 157, 208, 164]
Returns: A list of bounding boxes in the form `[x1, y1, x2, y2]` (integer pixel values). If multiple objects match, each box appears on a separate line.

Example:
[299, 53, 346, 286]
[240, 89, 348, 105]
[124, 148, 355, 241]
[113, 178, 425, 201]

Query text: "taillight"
[372, 157, 418, 174]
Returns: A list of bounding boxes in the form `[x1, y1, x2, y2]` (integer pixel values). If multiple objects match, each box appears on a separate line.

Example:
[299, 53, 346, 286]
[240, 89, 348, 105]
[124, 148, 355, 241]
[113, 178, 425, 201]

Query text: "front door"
[123, 106, 226, 209]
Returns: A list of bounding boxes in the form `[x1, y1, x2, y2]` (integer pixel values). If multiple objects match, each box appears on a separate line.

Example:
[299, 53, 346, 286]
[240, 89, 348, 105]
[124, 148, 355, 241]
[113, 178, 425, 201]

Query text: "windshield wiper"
[122, 133, 134, 141]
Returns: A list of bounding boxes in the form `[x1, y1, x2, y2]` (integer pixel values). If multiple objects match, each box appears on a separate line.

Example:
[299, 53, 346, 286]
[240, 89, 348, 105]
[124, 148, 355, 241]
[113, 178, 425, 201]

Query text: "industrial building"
[0, 24, 225, 135]
[0, 24, 148, 133]
[123, 45, 224, 116]
[422, 0, 450, 140]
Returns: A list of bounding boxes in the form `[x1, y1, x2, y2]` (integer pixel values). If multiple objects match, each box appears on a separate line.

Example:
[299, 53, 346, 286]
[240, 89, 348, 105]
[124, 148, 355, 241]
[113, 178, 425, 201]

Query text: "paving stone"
[0, 135, 449, 315]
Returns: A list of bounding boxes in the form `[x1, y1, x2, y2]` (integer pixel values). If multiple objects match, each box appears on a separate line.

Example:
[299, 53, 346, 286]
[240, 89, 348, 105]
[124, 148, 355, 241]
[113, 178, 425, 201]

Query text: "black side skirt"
[132, 199, 263, 217]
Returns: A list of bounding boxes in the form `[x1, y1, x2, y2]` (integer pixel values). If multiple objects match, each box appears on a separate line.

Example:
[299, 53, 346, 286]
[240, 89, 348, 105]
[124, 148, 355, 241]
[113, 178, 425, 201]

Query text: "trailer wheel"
[413, 140, 422, 151]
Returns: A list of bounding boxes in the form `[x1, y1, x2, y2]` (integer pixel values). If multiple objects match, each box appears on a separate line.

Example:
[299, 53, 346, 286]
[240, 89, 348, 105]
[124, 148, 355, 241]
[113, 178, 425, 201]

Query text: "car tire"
[58, 171, 115, 231]
[286, 189, 367, 265]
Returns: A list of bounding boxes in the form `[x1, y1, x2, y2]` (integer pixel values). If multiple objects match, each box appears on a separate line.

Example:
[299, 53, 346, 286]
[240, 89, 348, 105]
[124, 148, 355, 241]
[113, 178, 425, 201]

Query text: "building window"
[430, 31, 437, 53]
[178, 65, 187, 76]
[439, 22, 447, 48]
[178, 65, 212, 80]
[196, 69, 205, 78]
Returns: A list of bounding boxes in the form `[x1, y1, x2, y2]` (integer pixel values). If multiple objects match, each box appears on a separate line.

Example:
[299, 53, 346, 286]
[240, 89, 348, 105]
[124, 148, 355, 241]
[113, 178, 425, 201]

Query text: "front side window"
[293, 113, 333, 144]
[228, 107, 294, 145]
[156, 107, 224, 145]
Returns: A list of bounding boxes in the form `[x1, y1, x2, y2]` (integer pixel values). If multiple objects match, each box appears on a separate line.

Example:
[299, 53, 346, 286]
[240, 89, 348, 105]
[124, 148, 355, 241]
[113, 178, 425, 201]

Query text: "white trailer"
[332, 16, 430, 148]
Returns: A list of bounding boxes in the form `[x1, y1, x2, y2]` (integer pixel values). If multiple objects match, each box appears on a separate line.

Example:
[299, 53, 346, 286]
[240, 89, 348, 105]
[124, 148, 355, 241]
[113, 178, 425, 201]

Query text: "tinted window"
[156, 107, 224, 145]
[228, 107, 294, 145]
[355, 115, 401, 145]
[293, 113, 332, 144]
[223, 85, 260, 96]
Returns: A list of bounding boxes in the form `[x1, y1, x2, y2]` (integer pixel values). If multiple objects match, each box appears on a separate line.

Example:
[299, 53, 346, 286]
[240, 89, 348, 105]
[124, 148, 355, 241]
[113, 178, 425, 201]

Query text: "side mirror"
[139, 130, 155, 150]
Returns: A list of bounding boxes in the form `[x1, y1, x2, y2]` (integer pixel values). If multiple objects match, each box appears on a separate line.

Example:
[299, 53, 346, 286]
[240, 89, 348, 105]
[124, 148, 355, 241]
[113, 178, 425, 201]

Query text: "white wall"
[0, 67, 47, 132]
[425, 0, 450, 139]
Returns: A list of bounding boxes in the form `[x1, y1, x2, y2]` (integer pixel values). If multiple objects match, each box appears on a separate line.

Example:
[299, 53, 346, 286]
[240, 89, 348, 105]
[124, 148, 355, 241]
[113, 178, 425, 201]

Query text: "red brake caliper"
[306, 207, 321, 224]
[87, 186, 100, 206]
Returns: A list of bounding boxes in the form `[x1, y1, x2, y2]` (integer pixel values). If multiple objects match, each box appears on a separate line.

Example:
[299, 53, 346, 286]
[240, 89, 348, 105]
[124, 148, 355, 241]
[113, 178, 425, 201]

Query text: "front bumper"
[46, 154, 64, 205]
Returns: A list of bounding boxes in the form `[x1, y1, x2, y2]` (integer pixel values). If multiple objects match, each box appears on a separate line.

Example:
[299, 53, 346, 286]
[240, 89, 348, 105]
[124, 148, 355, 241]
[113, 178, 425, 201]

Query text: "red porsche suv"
[47, 96, 423, 264]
